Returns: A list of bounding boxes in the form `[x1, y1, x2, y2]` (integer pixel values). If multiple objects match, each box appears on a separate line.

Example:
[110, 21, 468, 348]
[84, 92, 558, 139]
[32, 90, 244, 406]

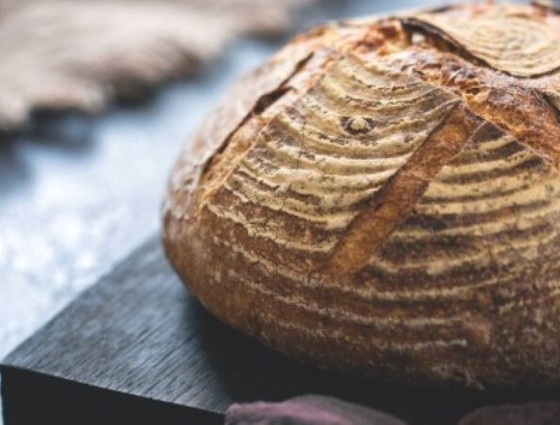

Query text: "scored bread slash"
[163, 2, 560, 389]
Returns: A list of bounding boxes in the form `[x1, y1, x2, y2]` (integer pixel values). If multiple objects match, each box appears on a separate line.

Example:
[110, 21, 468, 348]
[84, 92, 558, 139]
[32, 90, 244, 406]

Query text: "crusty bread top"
[166, 2, 560, 278]
[162, 2, 560, 386]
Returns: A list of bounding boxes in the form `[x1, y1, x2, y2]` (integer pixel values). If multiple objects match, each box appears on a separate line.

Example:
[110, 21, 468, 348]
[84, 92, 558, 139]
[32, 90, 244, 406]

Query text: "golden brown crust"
[404, 3, 560, 77]
[162, 3, 560, 388]
[322, 102, 482, 280]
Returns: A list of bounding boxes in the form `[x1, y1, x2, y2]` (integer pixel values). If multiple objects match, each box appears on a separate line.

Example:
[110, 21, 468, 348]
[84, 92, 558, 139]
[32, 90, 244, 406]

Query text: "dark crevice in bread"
[196, 52, 315, 199]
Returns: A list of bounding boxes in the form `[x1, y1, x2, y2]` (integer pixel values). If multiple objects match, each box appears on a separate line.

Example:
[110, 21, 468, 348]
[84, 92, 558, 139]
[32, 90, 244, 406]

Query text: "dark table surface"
[0, 0, 448, 421]
[9, 237, 556, 425]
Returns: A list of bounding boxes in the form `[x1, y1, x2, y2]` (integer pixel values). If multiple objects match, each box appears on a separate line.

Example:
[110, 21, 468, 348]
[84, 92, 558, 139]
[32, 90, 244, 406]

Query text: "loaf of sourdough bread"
[163, 2, 560, 388]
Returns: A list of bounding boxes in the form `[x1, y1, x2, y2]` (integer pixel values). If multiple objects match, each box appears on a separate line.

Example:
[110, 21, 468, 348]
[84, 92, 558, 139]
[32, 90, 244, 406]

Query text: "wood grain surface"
[3, 237, 560, 425]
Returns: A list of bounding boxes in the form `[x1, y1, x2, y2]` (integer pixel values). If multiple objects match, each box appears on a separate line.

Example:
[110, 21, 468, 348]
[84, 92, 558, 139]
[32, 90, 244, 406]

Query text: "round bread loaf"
[162, 2, 560, 388]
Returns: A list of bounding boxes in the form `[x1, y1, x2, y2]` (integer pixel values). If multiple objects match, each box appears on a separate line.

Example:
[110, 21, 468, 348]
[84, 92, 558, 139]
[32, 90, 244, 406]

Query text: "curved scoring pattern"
[408, 5, 560, 77]
[203, 54, 458, 271]
[361, 123, 560, 383]
[163, 2, 560, 388]
[367, 122, 560, 306]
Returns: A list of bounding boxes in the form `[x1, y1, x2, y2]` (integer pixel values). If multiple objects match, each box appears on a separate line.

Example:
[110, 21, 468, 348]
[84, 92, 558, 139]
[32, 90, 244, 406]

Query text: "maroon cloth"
[225, 395, 407, 425]
[458, 402, 560, 425]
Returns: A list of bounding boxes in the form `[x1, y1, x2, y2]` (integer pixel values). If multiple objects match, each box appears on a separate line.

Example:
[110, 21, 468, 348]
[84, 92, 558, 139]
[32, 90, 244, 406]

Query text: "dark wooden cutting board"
[2, 236, 558, 425]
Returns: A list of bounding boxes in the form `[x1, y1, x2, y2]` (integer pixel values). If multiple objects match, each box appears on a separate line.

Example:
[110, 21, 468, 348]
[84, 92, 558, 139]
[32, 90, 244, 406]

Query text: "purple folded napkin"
[226, 395, 560, 425]
[225, 395, 406, 425]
